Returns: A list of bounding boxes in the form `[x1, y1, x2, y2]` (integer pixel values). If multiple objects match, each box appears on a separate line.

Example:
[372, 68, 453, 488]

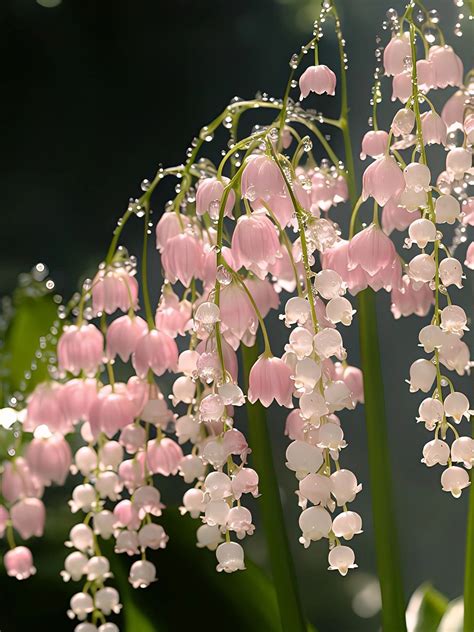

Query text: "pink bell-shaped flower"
[11, 498, 46, 540]
[57, 324, 104, 377]
[231, 213, 281, 278]
[248, 355, 293, 408]
[383, 33, 411, 76]
[88, 384, 136, 439]
[24, 382, 68, 434]
[429, 45, 463, 88]
[25, 433, 72, 486]
[146, 438, 183, 476]
[161, 232, 204, 287]
[132, 329, 178, 378]
[4, 546, 36, 580]
[155, 212, 188, 252]
[91, 267, 139, 315]
[299, 64, 336, 98]
[106, 315, 148, 362]
[154, 285, 192, 338]
[196, 176, 235, 219]
[360, 130, 389, 160]
[362, 156, 405, 206]
[348, 223, 401, 292]
[240, 154, 286, 203]
[382, 197, 420, 235]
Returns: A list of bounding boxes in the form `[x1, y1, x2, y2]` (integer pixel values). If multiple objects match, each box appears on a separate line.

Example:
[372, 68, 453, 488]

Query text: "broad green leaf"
[437, 597, 463, 632]
[405, 583, 448, 632]
[2, 293, 58, 394]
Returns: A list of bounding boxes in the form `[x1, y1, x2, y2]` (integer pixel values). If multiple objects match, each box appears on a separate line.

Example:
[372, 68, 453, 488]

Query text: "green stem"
[464, 419, 474, 632]
[141, 202, 155, 329]
[333, 2, 407, 628]
[241, 342, 307, 632]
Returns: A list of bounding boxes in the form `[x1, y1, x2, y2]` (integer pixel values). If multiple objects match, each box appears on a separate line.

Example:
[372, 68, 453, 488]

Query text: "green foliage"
[406, 583, 448, 632]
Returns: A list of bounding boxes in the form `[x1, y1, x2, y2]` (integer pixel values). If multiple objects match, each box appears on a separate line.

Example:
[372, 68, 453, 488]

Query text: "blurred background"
[0, 0, 472, 630]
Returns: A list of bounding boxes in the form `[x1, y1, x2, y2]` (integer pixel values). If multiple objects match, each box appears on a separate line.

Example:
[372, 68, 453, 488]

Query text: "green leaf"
[437, 597, 463, 632]
[405, 583, 448, 632]
[2, 293, 58, 395]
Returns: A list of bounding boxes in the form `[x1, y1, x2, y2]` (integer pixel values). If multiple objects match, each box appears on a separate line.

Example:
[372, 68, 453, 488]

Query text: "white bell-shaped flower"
[324, 381, 355, 412]
[94, 587, 122, 615]
[285, 440, 324, 480]
[175, 414, 200, 444]
[332, 511, 363, 540]
[439, 257, 464, 289]
[61, 552, 88, 582]
[84, 556, 110, 582]
[93, 510, 115, 540]
[451, 437, 474, 469]
[422, 439, 450, 467]
[96, 471, 123, 501]
[201, 440, 228, 469]
[330, 469, 362, 506]
[73, 446, 98, 476]
[446, 147, 472, 180]
[99, 441, 123, 470]
[435, 194, 461, 224]
[417, 397, 444, 430]
[204, 471, 233, 501]
[298, 506, 332, 548]
[408, 254, 436, 283]
[298, 473, 334, 510]
[67, 592, 94, 620]
[328, 545, 357, 576]
[392, 108, 415, 135]
[114, 530, 139, 556]
[199, 394, 225, 421]
[326, 297, 355, 326]
[408, 359, 437, 393]
[178, 349, 199, 376]
[313, 328, 346, 360]
[194, 302, 220, 326]
[98, 622, 119, 632]
[226, 506, 255, 539]
[67, 524, 94, 553]
[196, 524, 223, 550]
[418, 324, 446, 353]
[286, 327, 314, 359]
[172, 376, 196, 406]
[404, 162, 431, 192]
[203, 499, 230, 527]
[317, 422, 347, 451]
[283, 297, 311, 327]
[444, 392, 472, 423]
[132, 486, 163, 518]
[218, 382, 245, 406]
[74, 623, 97, 632]
[441, 466, 470, 498]
[129, 560, 157, 588]
[180, 488, 206, 518]
[215, 541, 245, 573]
[300, 391, 329, 420]
[179, 454, 206, 483]
[399, 187, 427, 212]
[439, 335, 470, 376]
[314, 269, 345, 300]
[408, 219, 437, 249]
[68, 484, 96, 513]
[138, 523, 168, 550]
[440, 305, 468, 336]
[293, 358, 322, 394]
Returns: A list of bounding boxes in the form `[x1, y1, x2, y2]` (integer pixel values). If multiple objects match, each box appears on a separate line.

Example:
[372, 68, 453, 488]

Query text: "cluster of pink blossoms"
[0, 1, 472, 629]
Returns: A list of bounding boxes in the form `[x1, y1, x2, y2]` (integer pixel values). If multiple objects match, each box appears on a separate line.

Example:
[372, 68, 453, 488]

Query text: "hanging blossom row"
[0, 1, 366, 629]
[347, 3, 473, 496]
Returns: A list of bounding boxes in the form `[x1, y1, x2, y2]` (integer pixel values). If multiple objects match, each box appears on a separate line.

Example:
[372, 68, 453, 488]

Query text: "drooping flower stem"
[333, 2, 407, 629]
[241, 341, 308, 632]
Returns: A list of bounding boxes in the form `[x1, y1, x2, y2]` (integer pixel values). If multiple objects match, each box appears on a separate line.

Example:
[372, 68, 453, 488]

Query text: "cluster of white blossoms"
[173, 301, 258, 573]
[282, 267, 364, 575]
